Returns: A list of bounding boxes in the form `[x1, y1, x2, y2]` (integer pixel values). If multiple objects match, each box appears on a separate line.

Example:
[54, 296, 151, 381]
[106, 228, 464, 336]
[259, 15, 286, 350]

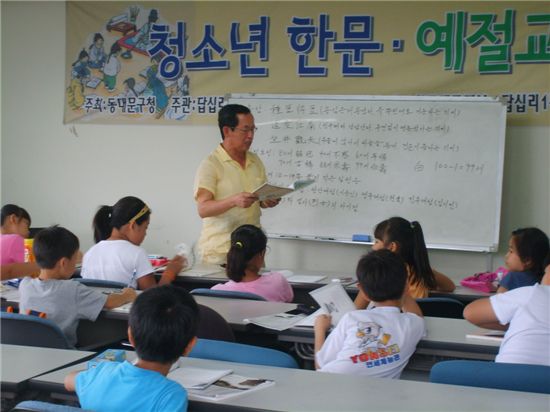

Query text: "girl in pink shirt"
[212, 225, 293, 302]
[1, 204, 31, 264]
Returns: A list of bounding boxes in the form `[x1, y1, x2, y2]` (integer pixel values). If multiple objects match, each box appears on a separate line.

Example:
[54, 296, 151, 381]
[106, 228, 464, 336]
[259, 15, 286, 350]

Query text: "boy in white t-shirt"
[464, 252, 550, 366]
[315, 250, 425, 379]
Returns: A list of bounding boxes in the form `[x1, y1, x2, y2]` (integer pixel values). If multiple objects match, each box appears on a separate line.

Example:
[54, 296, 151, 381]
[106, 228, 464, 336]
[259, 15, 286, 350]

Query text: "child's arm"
[0, 262, 40, 280]
[314, 314, 332, 370]
[104, 287, 137, 309]
[463, 298, 508, 330]
[496, 285, 508, 293]
[433, 269, 456, 292]
[157, 255, 186, 286]
[402, 294, 423, 317]
[64, 370, 80, 392]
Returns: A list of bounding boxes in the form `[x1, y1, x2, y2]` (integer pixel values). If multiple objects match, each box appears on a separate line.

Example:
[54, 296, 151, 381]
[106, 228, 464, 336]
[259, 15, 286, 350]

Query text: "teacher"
[194, 104, 279, 264]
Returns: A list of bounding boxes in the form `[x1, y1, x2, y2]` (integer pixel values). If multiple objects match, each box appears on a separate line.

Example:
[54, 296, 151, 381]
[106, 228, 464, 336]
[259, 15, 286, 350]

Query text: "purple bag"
[460, 267, 508, 293]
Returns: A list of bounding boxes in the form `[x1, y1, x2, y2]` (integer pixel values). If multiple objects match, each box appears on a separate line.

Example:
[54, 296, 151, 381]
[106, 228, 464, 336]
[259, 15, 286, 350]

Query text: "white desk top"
[0, 344, 94, 386]
[31, 354, 548, 411]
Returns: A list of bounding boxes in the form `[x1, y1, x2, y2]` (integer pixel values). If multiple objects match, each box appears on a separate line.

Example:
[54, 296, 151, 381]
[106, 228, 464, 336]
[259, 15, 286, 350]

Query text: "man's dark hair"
[356, 249, 408, 302]
[218, 104, 251, 139]
[33, 225, 79, 269]
[129, 285, 199, 363]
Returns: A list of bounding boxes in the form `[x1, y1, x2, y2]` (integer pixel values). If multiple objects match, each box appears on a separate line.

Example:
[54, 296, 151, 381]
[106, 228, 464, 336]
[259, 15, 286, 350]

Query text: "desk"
[0, 344, 94, 398]
[29, 354, 548, 411]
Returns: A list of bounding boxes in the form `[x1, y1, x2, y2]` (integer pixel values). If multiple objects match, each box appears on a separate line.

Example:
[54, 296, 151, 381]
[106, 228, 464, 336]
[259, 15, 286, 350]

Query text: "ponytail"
[410, 221, 436, 289]
[92, 196, 150, 243]
[226, 225, 267, 282]
[93, 205, 113, 243]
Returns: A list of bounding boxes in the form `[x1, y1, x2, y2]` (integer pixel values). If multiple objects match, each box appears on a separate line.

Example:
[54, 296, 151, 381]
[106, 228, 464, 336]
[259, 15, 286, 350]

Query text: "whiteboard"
[228, 94, 506, 252]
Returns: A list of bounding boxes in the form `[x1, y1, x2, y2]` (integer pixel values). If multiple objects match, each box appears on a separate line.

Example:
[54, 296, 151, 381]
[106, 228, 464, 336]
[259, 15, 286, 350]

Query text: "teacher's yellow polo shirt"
[194, 144, 267, 264]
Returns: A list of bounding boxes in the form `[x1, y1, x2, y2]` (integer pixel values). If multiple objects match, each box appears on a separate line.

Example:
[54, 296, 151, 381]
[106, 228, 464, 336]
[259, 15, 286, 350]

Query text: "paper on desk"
[244, 312, 306, 331]
[168, 366, 233, 390]
[271, 270, 326, 283]
[466, 330, 505, 342]
[294, 308, 326, 327]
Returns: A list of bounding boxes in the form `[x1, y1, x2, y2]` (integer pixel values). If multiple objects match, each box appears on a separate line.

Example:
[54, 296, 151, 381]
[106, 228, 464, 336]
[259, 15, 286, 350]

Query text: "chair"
[196, 304, 236, 342]
[11, 400, 89, 412]
[430, 360, 550, 394]
[416, 297, 464, 319]
[189, 338, 299, 368]
[0, 312, 72, 349]
[190, 288, 267, 301]
[73, 278, 126, 289]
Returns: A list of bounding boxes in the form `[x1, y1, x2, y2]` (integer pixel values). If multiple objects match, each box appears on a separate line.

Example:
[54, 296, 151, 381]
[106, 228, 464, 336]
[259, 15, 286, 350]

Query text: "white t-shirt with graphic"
[490, 283, 550, 366]
[316, 307, 425, 379]
[81, 240, 153, 288]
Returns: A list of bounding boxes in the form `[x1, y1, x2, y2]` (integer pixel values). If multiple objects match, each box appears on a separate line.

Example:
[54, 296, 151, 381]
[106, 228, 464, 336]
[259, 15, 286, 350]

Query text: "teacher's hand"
[232, 192, 258, 209]
[260, 198, 281, 208]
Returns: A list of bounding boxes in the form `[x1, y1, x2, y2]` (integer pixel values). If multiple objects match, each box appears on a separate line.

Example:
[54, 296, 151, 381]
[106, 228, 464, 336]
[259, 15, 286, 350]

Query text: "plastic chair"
[430, 360, 550, 394]
[190, 288, 267, 301]
[0, 312, 72, 349]
[189, 338, 299, 368]
[11, 400, 89, 412]
[416, 297, 464, 319]
[196, 304, 236, 342]
[73, 278, 126, 289]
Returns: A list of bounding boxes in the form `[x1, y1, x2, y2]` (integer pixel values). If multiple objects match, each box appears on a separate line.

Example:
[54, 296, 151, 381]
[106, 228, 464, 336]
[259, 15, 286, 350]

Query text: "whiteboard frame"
[229, 93, 507, 253]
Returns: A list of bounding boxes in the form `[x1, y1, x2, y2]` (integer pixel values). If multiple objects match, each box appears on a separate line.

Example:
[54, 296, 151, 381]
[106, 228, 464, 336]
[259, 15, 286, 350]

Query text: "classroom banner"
[64, 1, 550, 126]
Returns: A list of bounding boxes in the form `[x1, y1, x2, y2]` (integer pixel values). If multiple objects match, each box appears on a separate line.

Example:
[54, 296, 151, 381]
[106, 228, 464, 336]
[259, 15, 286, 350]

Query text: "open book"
[309, 282, 356, 327]
[168, 366, 274, 401]
[253, 179, 315, 201]
[244, 311, 307, 331]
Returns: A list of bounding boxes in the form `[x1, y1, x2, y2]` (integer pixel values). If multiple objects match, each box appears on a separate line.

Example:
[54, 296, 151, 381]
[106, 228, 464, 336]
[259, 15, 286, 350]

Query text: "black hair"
[218, 104, 251, 140]
[356, 249, 408, 302]
[33, 225, 79, 269]
[543, 251, 550, 271]
[1, 204, 31, 226]
[106, 42, 122, 64]
[374, 216, 436, 290]
[92, 196, 151, 243]
[129, 285, 199, 363]
[511, 227, 549, 281]
[123, 77, 138, 97]
[91, 33, 104, 47]
[226, 224, 267, 282]
[72, 49, 89, 66]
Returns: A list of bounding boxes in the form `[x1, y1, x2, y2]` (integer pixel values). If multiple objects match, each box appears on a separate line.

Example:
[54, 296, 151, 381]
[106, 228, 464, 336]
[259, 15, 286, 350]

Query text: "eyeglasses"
[231, 126, 258, 134]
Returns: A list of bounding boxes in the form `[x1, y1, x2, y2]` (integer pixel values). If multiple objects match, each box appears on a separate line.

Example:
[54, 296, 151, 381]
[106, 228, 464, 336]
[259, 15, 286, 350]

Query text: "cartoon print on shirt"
[351, 321, 400, 368]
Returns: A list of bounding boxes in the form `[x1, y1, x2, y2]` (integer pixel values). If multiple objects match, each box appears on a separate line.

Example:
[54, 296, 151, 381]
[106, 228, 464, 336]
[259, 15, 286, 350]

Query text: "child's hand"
[121, 287, 137, 302]
[167, 255, 186, 274]
[314, 314, 332, 334]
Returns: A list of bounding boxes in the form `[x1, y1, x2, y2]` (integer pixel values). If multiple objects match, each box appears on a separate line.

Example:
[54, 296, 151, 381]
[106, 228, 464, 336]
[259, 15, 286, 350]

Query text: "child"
[315, 249, 425, 379]
[497, 227, 549, 293]
[88, 32, 106, 69]
[65, 285, 199, 411]
[463, 252, 550, 366]
[103, 42, 122, 92]
[81, 196, 184, 289]
[1, 204, 39, 279]
[67, 49, 90, 109]
[355, 217, 455, 308]
[211, 224, 293, 302]
[19, 226, 136, 347]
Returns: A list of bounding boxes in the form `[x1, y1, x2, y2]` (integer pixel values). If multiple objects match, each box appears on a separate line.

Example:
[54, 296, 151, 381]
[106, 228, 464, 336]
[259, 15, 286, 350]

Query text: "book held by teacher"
[253, 179, 315, 201]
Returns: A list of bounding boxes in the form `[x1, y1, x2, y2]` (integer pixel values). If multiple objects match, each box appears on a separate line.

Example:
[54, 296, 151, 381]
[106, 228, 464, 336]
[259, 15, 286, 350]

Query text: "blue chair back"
[430, 360, 550, 394]
[417, 297, 464, 319]
[0, 312, 72, 349]
[12, 400, 90, 412]
[73, 278, 126, 289]
[189, 338, 299, 368]
[190, 288, 267, 301]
